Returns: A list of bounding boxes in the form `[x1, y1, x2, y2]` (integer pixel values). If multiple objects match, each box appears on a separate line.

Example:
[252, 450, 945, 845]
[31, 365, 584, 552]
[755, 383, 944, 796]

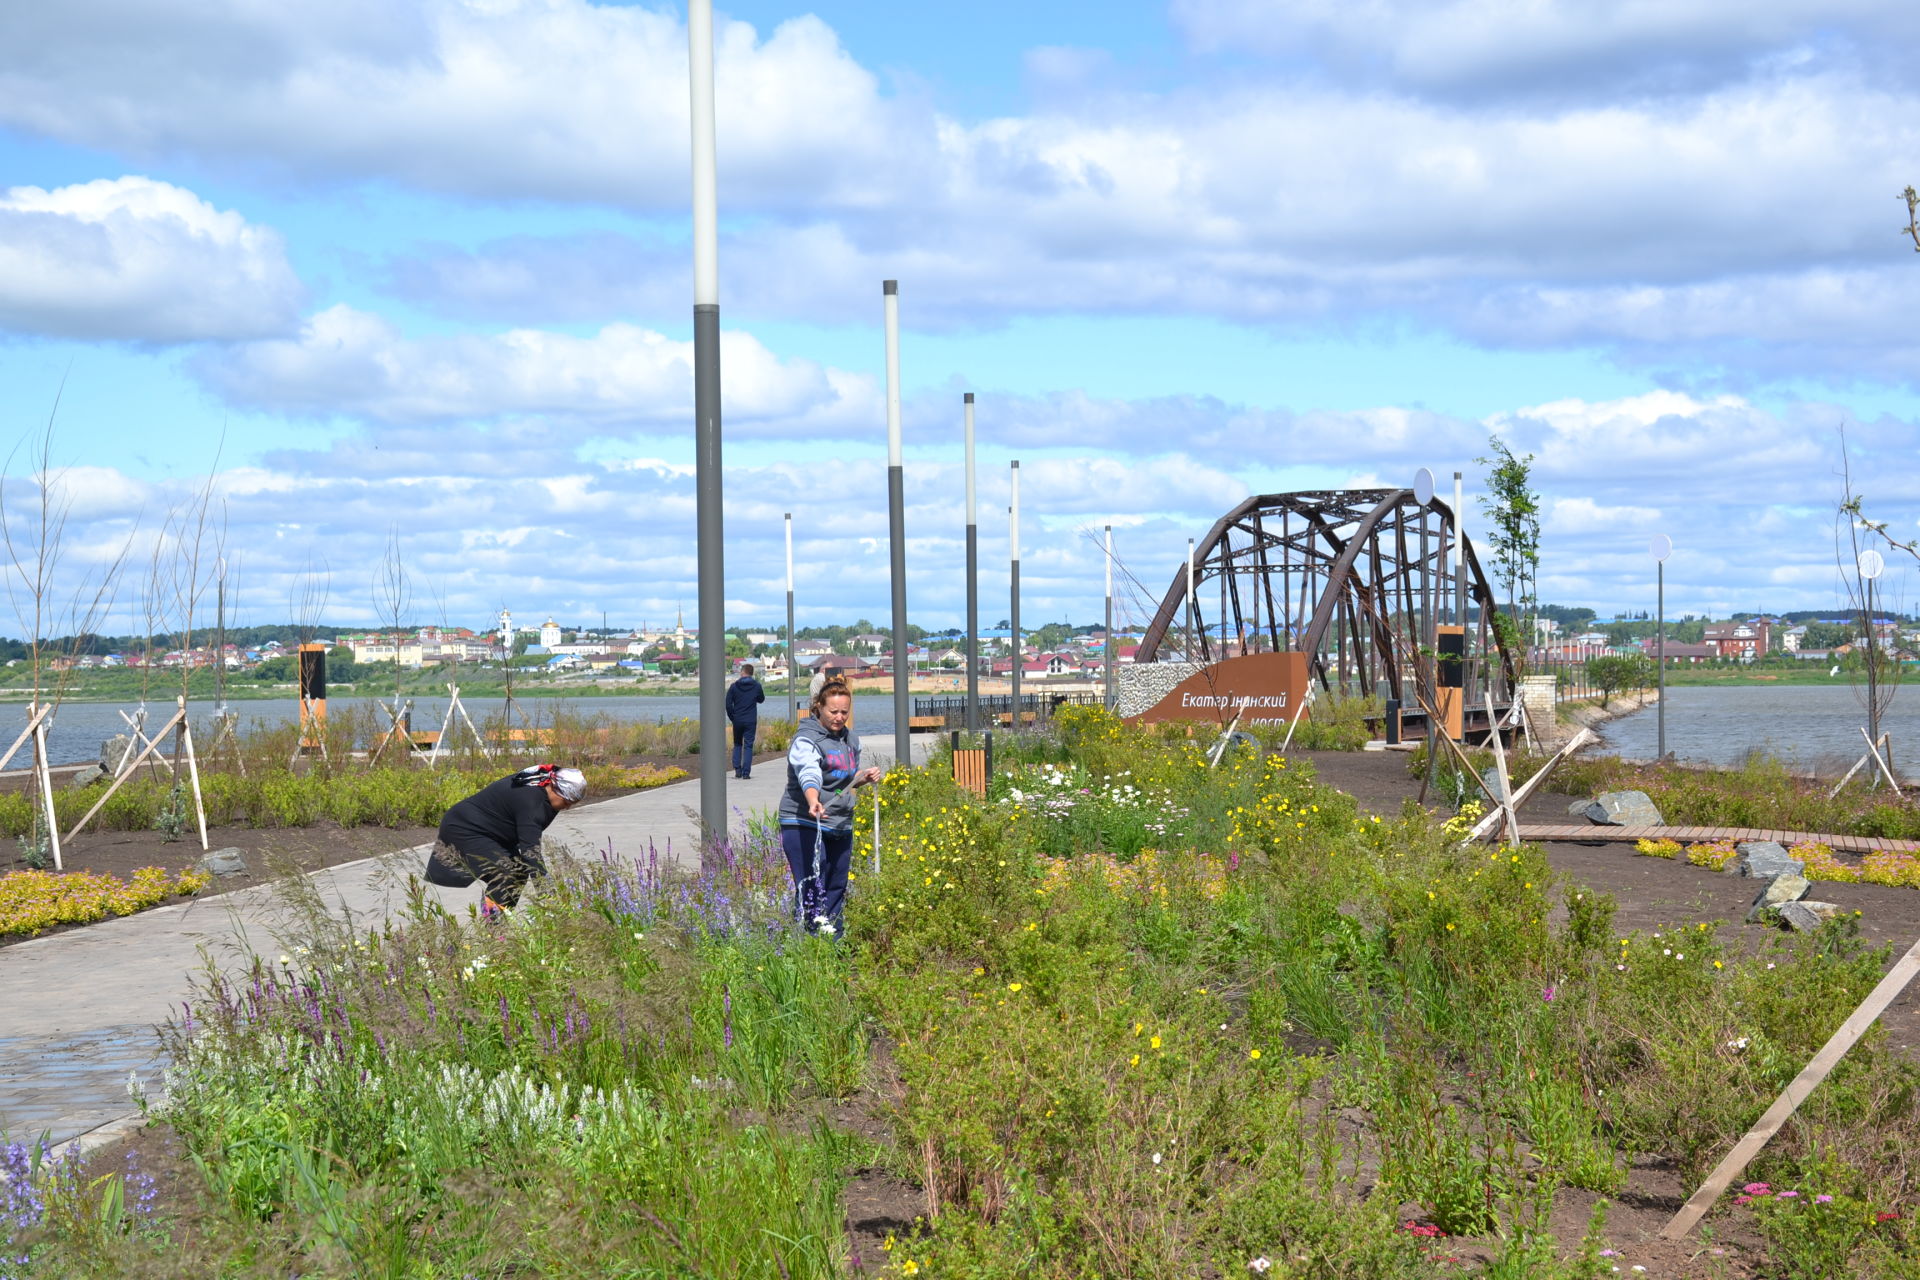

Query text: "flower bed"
[1635, 834, 1920, 889]
[0, 865, 210, 937]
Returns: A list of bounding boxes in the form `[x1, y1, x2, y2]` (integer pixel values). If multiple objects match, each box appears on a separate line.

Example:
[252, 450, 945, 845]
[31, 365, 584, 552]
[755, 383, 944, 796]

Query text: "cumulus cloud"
[0, 0, 918, 211]
[21, 381, 1906, 634]
[5, 2, 1919, 385]
[195, 305, 879, 433]
[375, 70, 1920, 384]
[0, 176, 302, 341]
[1169, 0, 1920, 99]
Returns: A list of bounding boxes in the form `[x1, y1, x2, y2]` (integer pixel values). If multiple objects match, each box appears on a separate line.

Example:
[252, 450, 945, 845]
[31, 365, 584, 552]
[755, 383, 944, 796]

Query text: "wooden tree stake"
[1662, 933, 1920, 1238]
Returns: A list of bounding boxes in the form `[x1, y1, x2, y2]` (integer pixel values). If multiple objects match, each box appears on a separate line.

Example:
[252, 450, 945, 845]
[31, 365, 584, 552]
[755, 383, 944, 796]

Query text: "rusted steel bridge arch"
[1134, 488, 1518, 698]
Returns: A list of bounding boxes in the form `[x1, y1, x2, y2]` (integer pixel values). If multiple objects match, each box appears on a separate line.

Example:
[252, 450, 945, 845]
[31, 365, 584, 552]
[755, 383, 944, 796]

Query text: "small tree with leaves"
[1587, 654, 1654, 709]
[1475, 433, 1542, 636]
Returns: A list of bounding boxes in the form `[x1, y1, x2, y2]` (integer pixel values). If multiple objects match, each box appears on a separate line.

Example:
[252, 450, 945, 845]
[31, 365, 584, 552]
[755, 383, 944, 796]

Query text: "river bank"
[1597, 683, 1919, 773]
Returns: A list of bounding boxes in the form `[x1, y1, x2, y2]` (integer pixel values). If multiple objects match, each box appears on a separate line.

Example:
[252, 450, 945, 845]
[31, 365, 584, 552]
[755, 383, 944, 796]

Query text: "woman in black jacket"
[423, 763, 585, 910]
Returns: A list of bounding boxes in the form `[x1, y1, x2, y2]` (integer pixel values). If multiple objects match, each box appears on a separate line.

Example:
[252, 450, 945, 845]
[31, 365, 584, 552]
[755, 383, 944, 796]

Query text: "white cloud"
[196, 305, 879, 433]
[0, 1, 916, 211]
[1169, 0, 1920, 98]
[6, 381, 1914, 637]
[376, 69, 1920, 385]
[0, 177, 302, 341]
[5, 4, 1917, 385]
[1548, 496, 1663, 534]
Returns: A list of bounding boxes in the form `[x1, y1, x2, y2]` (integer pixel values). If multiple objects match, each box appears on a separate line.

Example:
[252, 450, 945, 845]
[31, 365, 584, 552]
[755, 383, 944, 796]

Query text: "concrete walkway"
[0, 736, 933, 1150]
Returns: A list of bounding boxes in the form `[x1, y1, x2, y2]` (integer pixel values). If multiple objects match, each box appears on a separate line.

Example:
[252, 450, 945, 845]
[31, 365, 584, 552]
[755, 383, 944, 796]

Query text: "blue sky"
[1, 0, 1918, 635]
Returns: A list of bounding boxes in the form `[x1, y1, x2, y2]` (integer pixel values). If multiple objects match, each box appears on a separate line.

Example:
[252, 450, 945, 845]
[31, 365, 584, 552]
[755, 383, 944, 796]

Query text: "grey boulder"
[1585, 790, 1664, 827]
[199, 848, 249, 878]
[1747, 873, 1812, 923]
[66, 763, 109, 790]
[1776, 900, 1846, 933]
[1727, 842, 1804, 880]
[99, 735, 133, 769]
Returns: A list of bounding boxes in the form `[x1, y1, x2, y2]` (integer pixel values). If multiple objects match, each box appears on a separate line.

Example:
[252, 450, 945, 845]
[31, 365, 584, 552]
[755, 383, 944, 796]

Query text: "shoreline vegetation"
[4, 655, 1890, 705]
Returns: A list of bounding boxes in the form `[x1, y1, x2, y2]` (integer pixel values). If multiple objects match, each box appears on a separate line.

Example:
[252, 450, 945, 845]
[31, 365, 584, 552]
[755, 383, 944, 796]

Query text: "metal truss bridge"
[1134, 488, 1519, 707]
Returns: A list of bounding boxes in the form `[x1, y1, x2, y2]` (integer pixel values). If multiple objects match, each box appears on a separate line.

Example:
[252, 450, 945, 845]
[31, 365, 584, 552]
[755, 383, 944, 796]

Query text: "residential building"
[1702, 619, 1769, 662]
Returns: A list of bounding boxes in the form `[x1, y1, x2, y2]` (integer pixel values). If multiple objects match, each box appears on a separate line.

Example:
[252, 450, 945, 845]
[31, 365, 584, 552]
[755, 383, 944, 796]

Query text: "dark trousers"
[424, 838, 542, 909]
[781, 823, 852, 932]
[731, 721, 756, 776]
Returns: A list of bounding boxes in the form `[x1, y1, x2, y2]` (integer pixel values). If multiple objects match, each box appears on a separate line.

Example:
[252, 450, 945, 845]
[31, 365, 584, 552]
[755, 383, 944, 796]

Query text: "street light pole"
[964, 393, 979, 733]
[1104, 524, 1115, 711]
[688, 0, 726, 840]
[884, 281, 910, 771]
[1651, 533, 1673, 761]
[785, 512, 795, 723]
[1010, 461, 1021, 728]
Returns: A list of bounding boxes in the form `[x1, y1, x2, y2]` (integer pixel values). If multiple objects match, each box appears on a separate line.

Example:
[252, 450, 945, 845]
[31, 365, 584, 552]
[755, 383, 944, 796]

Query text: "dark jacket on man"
[725, 675, 766, 725]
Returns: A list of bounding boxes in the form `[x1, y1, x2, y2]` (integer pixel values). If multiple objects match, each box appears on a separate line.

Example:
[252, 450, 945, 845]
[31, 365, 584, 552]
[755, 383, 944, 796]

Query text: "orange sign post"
[1128, 652, 1310, 727]
[1435, 625, 1464, 740]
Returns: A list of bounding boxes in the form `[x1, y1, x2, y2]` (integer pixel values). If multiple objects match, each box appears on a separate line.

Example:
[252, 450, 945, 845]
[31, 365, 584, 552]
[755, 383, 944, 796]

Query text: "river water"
[0, 692, 896, 768]
[1599, 684, 1920, 771]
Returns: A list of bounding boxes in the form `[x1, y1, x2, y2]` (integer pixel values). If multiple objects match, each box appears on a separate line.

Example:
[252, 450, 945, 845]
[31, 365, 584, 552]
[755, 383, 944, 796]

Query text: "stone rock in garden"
[1727, 841, 1804, 880]
[65, 763, 109, 790]
[1480, 767, 1509, 800]
[1568, 797, 1595, 818]
[1584, 790, 1664, 827]
[1746, 873, 1812, 923]
[1776, 901, 1846, 933]
[199, 848, 249, 878]
[100, 735, 133, 769]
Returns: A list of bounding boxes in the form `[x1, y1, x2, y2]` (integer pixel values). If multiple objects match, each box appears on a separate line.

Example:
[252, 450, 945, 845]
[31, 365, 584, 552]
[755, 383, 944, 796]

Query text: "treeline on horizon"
[1, 602, 1910, 665]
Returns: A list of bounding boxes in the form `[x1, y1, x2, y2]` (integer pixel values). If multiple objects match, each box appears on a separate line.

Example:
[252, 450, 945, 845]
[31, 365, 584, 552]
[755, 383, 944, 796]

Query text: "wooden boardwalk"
[1516, 824, 1920, 857]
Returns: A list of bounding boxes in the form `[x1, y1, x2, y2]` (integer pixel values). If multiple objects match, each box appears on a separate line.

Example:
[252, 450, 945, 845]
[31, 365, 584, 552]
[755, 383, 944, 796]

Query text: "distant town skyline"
[0, 1, 1916, 633]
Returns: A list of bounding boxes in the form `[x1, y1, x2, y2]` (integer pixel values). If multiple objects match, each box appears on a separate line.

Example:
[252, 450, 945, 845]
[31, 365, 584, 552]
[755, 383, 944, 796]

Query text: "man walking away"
[726, 663, 766, 779]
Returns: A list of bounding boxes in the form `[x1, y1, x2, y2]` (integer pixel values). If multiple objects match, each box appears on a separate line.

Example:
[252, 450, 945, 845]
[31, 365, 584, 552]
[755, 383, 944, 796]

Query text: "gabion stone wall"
[1115, 662, 1201, 718]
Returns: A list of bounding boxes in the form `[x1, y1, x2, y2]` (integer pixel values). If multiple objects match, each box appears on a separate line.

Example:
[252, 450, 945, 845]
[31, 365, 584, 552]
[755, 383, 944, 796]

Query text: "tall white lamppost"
[1650, 533, 1673, 760]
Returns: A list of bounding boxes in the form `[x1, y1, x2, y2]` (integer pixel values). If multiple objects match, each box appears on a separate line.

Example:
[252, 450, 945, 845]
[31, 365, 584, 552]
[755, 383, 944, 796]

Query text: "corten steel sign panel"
[1128, 652, 1310, 726]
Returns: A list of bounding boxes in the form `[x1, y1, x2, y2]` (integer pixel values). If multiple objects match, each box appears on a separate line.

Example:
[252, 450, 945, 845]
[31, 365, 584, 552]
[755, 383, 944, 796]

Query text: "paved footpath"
[0, 738, 931, 1152]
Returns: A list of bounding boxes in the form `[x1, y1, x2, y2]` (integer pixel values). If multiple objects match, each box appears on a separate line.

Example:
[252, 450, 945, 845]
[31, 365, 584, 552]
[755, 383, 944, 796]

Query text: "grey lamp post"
[1651, 534, 1672, 760]
[1104, 524, 1115, 711]
[883, 281, 910, 770]
[688, 0, 726, 838]
[785, 512, 795, 723]
[1010, 461, 1021, 727]
[965, 393, 979, 733]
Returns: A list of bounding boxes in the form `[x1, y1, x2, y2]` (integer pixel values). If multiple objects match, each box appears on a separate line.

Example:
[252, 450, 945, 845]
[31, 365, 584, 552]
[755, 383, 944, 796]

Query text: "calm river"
[1600, 684, 1920, 772]
[0, 693, 896, 768]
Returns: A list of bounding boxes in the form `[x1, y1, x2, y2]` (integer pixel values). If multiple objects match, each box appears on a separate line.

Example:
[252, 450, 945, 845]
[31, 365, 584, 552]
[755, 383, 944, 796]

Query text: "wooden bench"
[992, 711, 1038, 726]
[408, 731, 442, 748]
[502, 728, 561, 746]
[908, 715, 945, 731]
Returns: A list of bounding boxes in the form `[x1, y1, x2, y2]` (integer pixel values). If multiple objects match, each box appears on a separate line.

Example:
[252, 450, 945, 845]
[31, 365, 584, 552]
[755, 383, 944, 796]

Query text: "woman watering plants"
[779, 678, 882, 933]
[423, 763, 586, 911]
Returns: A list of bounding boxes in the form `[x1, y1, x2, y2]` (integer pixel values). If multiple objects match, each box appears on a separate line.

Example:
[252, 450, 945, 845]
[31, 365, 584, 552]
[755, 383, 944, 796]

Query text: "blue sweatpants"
[731, 721, 756, 776]
[781, 823, 852, 933]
